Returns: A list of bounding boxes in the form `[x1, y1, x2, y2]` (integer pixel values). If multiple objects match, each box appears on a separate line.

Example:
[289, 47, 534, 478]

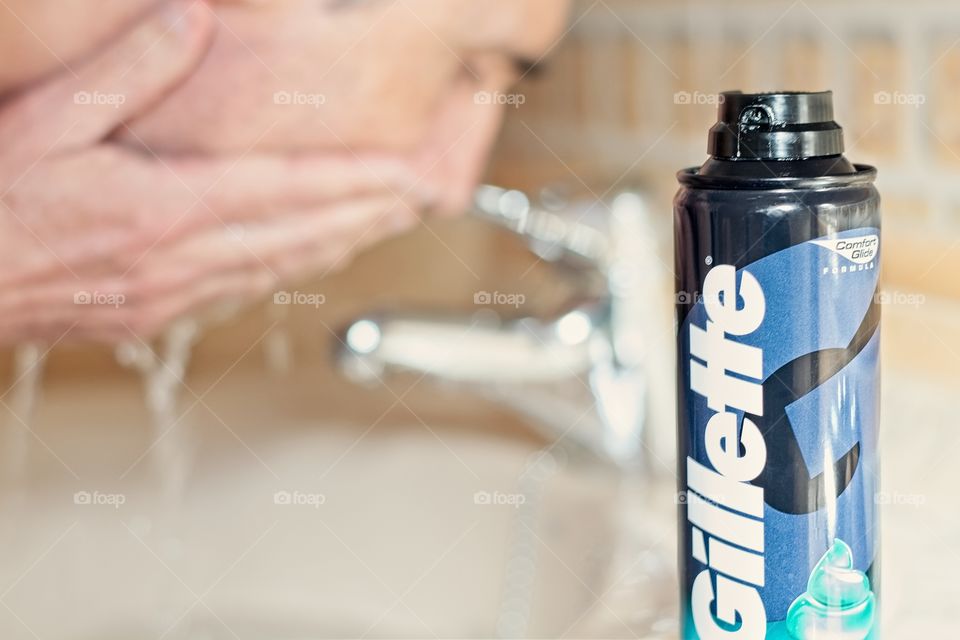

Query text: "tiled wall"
[489, 0, 960, 294]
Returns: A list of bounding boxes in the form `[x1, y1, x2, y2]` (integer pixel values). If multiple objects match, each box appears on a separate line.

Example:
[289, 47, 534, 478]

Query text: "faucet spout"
[336, 185, 672, 468]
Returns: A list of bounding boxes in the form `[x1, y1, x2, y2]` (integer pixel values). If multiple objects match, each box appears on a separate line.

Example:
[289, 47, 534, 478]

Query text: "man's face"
[122, 0, 573, 215]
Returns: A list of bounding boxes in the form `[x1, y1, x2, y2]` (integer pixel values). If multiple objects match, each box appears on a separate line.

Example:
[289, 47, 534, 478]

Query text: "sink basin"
[0, 213, 679, 639]
[0, 347, 677, 639]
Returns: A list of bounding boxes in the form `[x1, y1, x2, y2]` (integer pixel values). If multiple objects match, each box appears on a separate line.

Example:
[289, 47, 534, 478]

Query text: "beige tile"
[666, 35, 701, 137]
[928, 35, 960, 166]
[849, 35, 903, 159]
[882, 195, 931, 228]
[782, 35, 827, 91]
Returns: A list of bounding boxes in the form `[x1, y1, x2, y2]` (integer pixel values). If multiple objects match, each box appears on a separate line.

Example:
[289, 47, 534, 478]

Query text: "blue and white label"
[681, 228, 881, 639]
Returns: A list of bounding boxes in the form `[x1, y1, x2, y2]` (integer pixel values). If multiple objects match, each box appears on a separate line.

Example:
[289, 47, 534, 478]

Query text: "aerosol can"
[674, 91, 880, 639]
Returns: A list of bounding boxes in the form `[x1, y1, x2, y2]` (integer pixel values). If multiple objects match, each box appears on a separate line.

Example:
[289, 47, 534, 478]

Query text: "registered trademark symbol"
[705, 256, 713, 265]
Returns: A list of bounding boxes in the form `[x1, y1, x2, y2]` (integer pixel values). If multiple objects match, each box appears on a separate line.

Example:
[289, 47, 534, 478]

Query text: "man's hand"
[0, 0, 425, 343]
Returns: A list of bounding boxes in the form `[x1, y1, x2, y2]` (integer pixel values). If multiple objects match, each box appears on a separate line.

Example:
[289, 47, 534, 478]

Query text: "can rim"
[677, 163, 877, 190]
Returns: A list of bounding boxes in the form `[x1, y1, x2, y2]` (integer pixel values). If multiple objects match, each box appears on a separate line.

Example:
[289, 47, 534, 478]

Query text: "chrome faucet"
[336, 184, 674, 468]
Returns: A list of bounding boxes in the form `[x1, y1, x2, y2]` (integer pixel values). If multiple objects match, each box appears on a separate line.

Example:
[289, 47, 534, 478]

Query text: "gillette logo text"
[687, 265, 767, 638]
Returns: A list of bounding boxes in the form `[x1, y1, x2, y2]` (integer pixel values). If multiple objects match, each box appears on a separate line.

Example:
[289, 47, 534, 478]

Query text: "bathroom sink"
[0, 205, 678, 639]
[0, 346, 678, 639]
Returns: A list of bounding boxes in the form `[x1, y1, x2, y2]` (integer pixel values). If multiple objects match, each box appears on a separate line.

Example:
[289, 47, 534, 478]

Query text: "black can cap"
[707, 91, 844, 160]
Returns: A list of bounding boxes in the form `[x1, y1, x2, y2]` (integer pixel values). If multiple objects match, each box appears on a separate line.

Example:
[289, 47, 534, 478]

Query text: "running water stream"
[1, 343, 48, 515]
[115, 319, 200, 508]
[115, 319, 202, 638]
[263, 299, 293, 375]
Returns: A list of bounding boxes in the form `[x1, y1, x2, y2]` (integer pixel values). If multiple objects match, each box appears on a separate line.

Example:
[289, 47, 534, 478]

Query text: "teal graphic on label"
[784, 539, 876, 639]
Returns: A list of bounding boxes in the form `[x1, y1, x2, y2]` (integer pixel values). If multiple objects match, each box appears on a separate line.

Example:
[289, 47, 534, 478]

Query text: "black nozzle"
[707, 91, 844, 161]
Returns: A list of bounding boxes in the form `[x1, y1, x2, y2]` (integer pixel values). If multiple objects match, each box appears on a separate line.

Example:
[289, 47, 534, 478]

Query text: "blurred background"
[0, 0, 956, 638]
